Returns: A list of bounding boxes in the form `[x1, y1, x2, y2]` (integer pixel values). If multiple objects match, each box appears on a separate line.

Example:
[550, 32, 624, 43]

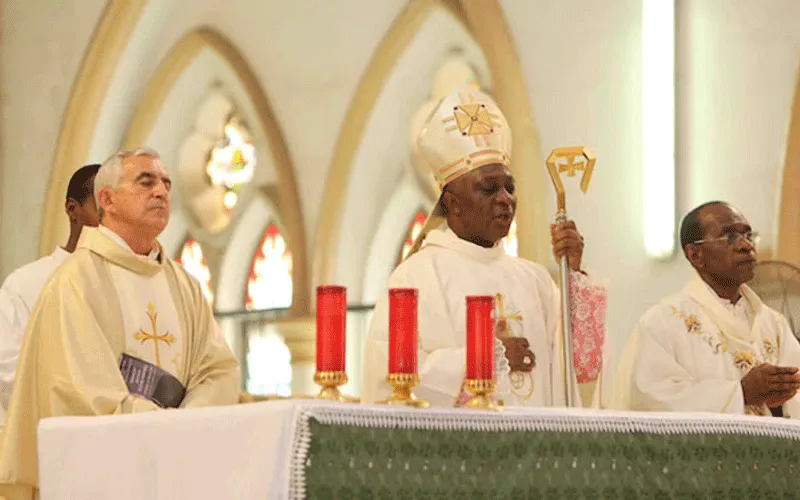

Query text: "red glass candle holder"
[315, 285, 348, 402]
[377, 288, 428, 408]
[316, 285, 346, 373]
[466, 295, 495, 380]
[464, 295, 497, 410]
[388, 288, 418, 374]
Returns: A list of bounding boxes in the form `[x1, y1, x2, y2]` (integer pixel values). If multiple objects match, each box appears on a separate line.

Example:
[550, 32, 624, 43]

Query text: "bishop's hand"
[501, 337, 536, 373]
[551, 220, 584, 272]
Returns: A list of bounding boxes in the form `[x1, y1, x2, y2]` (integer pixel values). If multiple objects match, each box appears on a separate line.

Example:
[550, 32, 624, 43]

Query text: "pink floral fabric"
[569, 272, 607, 383]
[455, 388, 471, 407]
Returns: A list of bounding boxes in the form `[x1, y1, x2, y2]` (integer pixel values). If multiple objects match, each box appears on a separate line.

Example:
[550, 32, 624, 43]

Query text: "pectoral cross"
[495, 293, 523, 339]
[134, 302, 176, 367]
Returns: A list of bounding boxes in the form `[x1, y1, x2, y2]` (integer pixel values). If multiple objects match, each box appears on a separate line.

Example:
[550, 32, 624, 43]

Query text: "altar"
[37, 400, 800, 499]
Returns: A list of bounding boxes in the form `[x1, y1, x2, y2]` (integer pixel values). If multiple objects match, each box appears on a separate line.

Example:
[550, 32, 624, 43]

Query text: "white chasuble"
[362, 227, 608, 409]
[613, 274, 800, 418]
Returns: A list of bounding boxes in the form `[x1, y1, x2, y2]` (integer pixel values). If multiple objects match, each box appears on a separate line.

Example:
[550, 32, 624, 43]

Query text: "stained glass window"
[246, 325, 292, 396]
[245, 224, 293, 310]
[206, 118, 256, 214]
[504, 218, 518, 257]
[244, 224, 294, 395]
[399, 210, 428, 263]
[175, 238, 214, 305]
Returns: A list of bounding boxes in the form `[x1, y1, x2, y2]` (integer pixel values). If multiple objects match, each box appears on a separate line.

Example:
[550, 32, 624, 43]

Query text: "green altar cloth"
[293, 408, 800, 499]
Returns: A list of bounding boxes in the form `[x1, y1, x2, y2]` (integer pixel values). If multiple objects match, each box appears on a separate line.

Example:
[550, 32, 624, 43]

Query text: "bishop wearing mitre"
[362, 85, 608, 408]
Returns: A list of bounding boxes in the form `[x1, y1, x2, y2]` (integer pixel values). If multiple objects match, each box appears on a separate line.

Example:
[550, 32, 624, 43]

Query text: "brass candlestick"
[314, 370, 349, 402]
[465, 378, 499, 411]
[377, 373, 429, 408]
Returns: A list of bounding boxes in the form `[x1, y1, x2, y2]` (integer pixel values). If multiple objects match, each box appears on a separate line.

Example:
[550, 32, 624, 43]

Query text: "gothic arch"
[361, 181, 430, 303]
[313, 0, 548, 288]
[44, 25, 309, 314]
[39, 1, 147, 257]
[216, 192, 283, 312]
[120, 27, 309, 314]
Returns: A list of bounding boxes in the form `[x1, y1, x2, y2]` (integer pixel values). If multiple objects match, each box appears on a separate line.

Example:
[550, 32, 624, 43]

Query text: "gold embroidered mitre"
[415, 85, 512, 190]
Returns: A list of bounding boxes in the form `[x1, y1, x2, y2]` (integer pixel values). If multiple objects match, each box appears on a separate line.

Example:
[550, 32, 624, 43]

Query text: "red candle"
[388, 288, 418, 374]
[316, 285, 347, 372]
[466, 296, 495, 380]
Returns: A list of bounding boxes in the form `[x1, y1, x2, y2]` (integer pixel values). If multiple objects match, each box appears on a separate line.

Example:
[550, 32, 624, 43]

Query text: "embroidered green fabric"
[303, 418, 799, 499]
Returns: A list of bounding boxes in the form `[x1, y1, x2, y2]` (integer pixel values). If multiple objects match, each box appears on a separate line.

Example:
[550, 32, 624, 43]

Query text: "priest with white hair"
[0, 148, 240, 500]
[362, 85, 608, 408]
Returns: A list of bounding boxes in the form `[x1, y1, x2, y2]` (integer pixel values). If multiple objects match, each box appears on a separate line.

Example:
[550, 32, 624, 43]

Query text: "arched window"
[175, 238, 214, 305]
[243, 223, 294, 396]
[245, 224, 293, 310]
[504, 219, 518, 257]
[398, 210, 428, 263]
[206, 118, 256, 215]
[245, 326, 292, 396]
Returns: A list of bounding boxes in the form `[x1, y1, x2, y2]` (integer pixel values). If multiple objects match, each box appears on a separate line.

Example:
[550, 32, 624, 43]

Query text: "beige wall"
[3, 0, 800, 388]
[0, 0, 107, 273]
[500, 0, 800, 372]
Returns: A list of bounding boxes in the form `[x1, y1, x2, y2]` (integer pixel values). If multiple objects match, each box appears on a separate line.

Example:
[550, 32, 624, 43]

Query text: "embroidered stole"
[685, 277, 777, 416]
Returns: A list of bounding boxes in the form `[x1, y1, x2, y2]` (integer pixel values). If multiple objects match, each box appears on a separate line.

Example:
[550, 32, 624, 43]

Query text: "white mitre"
[406, 85, 512, 257]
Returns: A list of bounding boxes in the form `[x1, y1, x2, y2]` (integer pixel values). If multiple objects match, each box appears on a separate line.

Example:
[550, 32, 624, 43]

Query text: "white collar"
[425, 227, 507, 263]
[704, 277, 753, 327]
[98, 225, 160, 261]
[52, 246, 71, 262]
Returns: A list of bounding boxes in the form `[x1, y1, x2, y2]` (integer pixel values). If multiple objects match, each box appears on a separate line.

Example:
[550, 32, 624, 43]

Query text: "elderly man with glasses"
[612, 201, 800, 418]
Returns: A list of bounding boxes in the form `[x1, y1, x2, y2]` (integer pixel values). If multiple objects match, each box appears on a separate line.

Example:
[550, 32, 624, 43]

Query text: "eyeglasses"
[691, 231, 760, 247]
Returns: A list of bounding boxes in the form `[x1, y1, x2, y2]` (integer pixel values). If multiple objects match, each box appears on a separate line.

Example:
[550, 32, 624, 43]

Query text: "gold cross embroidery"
[453, 103, 494, 137]
[133, 303, 176, 368]
[495, 293, 523, 339]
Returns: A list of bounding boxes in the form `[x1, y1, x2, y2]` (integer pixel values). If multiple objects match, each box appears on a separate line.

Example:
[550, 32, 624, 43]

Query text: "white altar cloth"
[38, 400, 301, 500]
[36, 400, 800, 500]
